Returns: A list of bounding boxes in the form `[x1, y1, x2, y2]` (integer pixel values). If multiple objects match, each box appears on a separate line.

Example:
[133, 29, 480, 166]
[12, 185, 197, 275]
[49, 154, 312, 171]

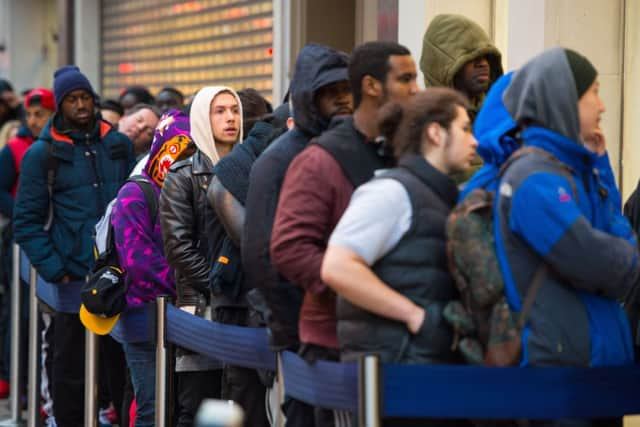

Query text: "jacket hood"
[474, 71, 518, 166]
[503, 47, 582, 142]
[290, 43, 349, 137]
[144, 109, 193, 187]
[420, 14, 503, 90]
[190, 86, 243, 165]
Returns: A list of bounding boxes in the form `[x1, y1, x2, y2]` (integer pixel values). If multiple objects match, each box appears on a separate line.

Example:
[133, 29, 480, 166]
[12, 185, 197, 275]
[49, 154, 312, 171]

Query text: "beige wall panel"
[398, 0, 428, 87]
[542, 0, 624, 188]
[506, 0, 545, 70]
[543, 0, 621, 75]
[622, 0, 640, 202]
[424, 0, 492, 33]
[0, 0, 57, 90]
[598, 74, 623, 183]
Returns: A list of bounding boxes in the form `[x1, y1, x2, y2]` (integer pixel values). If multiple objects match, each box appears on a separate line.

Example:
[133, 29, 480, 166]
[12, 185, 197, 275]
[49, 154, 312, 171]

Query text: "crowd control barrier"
[16, 249, 100, 427]
[0, 244, 25, 426]
[10, 251, 640, 427]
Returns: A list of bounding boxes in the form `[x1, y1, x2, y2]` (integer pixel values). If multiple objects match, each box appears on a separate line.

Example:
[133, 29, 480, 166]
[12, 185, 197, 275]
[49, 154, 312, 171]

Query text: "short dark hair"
[100, 99, 124, 116]
[237, 88, 273, 136]
[378, 87, 469, 159]
[119, 85, 154, 105]
[157, 87, 185, 101]
[349, 41, 411, 108]
[127, 103, 162, 119]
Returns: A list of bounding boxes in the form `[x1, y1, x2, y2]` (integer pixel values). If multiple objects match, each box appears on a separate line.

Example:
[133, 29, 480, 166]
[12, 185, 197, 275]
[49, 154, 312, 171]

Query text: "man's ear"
[362, 75, 382, 99]
[425, 122, 444, 147]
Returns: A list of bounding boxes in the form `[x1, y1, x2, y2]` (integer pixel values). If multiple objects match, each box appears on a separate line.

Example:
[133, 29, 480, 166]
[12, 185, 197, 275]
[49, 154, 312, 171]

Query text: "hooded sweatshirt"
[242, 43, 350, 350]
[111, 109, 193, 308]
[421, 14, 504, 183]
[420, 14, 503, 115]
[460, 72, 518, 199]
[496, 47, 637, 367]
[190, 86, 243, 165]
[0, 125, 34, 217]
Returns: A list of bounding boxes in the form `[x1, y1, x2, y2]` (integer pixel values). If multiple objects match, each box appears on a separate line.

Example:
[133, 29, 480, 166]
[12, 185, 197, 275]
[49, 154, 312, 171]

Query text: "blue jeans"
[122, 341, 156, 427]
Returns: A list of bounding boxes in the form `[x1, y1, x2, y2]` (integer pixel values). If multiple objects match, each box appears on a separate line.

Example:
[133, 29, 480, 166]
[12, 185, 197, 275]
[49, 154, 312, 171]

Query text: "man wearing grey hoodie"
[497, 47, 638, 426]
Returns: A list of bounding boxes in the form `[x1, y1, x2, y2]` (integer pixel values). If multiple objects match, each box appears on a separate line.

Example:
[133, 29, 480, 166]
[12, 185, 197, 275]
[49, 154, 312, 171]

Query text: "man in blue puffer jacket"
[495, 47, 638, 426]
[13, 65, 135, 426]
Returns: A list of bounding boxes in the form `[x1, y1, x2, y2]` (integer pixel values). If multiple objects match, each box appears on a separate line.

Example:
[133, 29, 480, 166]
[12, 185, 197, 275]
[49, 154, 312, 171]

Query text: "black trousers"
[52, 312, 85, 427]
[98, 334, 127, 422]
[222, 365, 269, 427]
[176, 369, 223, 427]
[216, 306, 270, 426]
[298, 343, 341, 427]
[283, 396, 315, 427]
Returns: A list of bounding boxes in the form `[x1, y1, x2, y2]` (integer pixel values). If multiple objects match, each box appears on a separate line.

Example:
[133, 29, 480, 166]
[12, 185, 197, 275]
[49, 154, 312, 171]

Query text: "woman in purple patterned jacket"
[111, 109, 194, 427]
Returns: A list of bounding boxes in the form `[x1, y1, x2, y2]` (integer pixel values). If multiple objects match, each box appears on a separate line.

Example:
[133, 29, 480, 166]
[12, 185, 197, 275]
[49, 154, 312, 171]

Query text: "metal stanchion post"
[358, 355, 381, 427]
[275, 353, 285, 427]
[155, 296, 168, 427]
[26, 266, 41, 427]
[84, 329, 99, 427]
[0, 243, 25, 426]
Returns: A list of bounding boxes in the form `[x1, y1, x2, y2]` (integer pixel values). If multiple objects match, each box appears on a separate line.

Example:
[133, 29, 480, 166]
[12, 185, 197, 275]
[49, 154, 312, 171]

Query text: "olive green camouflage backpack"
[444, 147, 575, 366]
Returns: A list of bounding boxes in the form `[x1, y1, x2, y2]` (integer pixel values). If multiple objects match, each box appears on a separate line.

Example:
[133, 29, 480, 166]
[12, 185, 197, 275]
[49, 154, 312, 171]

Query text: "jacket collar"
[397, 154, 459, 208]
[48, 113, 111, 145]
[521, 126, 596, 174]
[192, 150, 213, 175]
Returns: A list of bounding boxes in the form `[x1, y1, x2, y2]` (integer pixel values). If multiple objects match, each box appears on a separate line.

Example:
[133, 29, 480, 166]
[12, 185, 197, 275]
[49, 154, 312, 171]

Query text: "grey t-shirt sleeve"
[328, 178, 412, 265]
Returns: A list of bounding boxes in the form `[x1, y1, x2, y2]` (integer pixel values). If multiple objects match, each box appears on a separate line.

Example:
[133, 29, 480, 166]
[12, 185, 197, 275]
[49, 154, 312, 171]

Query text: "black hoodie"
[242, 43, 349, 350]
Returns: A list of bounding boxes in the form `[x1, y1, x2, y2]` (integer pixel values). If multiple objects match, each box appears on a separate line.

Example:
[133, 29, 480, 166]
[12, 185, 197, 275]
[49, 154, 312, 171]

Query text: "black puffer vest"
[337, 154, 461, 364]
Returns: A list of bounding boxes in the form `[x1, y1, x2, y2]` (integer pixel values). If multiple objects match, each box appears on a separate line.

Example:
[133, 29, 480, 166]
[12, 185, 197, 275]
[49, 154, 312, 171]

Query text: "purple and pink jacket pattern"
[111, 173, 176, 308]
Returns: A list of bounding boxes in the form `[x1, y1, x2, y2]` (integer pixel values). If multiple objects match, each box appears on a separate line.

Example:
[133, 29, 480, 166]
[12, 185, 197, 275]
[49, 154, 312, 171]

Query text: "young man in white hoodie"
[159, 86, 242, 427]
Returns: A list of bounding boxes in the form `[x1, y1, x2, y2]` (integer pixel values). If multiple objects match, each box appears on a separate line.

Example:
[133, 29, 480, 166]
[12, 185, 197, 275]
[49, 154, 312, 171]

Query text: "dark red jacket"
[271, 117, 394, 349]
[7, 134, 34, 197]
[270, 144, 353, 349]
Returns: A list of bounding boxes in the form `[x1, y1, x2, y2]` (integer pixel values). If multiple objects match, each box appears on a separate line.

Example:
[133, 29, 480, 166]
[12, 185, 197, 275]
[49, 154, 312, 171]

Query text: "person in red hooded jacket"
[0, 87, 56, 217]
[0, 87, 55, 400]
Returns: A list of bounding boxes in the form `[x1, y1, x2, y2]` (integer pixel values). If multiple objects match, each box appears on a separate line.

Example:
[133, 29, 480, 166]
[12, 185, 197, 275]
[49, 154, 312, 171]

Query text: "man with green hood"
[420, 14, 503, 120]
[420, 14, 503, 181]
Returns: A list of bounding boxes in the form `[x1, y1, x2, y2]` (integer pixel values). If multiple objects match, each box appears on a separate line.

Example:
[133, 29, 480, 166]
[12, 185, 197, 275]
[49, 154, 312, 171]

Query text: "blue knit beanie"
[53, 65, 95, 107]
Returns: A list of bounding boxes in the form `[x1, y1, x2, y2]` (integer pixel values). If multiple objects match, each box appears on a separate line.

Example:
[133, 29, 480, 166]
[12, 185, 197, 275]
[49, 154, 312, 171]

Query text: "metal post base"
[0, 420, 26, 426]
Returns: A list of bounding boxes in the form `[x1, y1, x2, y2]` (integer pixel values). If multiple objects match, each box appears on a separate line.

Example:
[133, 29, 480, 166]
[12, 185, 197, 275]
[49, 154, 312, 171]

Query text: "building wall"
[398, 0, 638, 200]
[622, 0, 640, 202]
[0, 0, 58, 91]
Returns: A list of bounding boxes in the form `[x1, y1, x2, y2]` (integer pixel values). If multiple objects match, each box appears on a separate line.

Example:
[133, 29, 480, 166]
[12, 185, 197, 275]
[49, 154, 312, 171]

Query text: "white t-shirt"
[329, 177, 412, 265]
[130, 153, 149, 176]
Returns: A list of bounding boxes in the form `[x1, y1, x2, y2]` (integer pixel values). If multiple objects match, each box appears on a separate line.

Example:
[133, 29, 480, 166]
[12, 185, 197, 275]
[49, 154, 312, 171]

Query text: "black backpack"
[82, 175, 159, 311]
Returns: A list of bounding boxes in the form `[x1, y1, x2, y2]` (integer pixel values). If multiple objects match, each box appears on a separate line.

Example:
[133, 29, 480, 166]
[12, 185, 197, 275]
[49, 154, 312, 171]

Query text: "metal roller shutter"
[101, 0, 273, 101]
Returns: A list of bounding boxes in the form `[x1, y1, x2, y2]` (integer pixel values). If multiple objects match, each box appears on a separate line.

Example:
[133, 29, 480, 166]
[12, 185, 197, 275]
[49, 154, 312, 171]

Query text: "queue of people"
[0, 13, 638, 427]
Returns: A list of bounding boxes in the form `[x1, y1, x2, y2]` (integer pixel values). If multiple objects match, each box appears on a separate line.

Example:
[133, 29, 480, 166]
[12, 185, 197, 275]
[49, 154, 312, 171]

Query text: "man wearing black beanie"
[13, 65, 135, 426]
[494, 47, 638, 426]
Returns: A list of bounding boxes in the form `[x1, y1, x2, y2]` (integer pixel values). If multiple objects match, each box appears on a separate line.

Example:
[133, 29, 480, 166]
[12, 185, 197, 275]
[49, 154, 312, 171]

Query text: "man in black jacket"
[242, 43, 352, 426]
[159, 86, 243, 427]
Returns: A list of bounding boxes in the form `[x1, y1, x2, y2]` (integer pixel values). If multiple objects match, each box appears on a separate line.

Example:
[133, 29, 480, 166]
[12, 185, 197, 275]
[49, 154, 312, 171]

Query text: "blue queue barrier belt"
[20, 250, 81, 314]
[281, 350, 358, 412]
[20, 248, 640, 419]
[19, 250, 29, 283]
[382, 363, 640, 419]
[164, 303, 276, 371]
[110, 304, 153, 344]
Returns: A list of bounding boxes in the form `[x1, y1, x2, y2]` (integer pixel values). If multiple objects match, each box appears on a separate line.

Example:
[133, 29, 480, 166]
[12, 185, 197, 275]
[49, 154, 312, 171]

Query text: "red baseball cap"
[24, 87, 56, 111]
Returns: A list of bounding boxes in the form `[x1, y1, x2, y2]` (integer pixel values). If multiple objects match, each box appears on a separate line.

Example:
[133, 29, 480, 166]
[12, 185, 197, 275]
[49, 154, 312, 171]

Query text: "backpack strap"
[499, 146, 578, 201]
[127, 175, 159, 227]
[498, 146, 579, 326]
[43, 141, 59, 232]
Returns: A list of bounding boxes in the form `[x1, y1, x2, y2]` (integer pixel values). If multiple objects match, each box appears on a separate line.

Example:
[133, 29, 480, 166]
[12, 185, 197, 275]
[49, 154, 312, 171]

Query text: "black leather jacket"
[159, 150, 225, 309]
